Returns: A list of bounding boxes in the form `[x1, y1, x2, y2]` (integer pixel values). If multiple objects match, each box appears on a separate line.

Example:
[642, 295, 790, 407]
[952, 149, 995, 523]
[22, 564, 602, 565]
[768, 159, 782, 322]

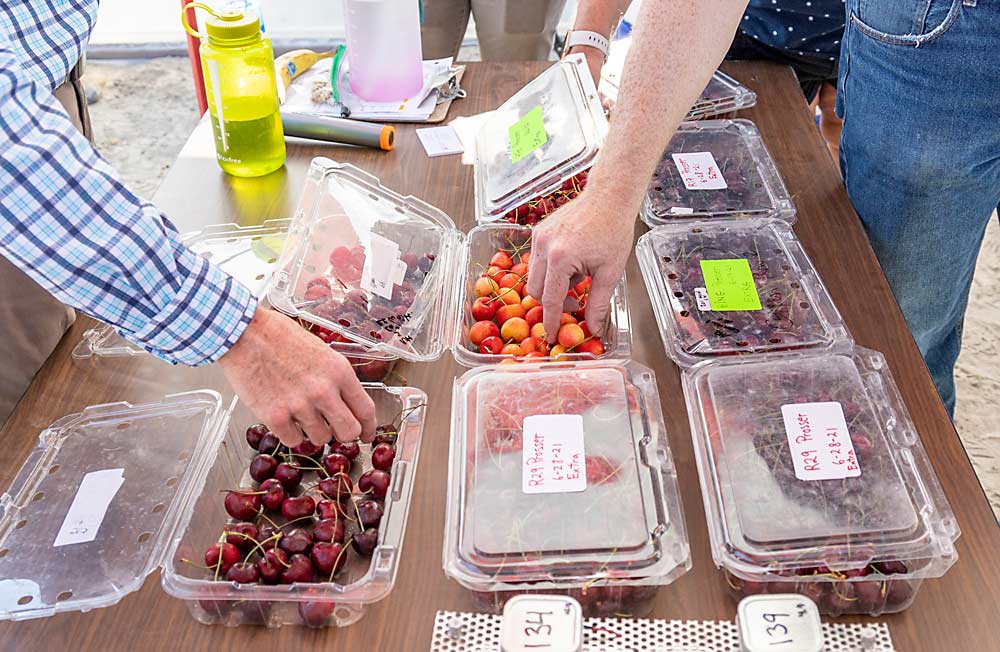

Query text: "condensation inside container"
[702, 355, 919, 545]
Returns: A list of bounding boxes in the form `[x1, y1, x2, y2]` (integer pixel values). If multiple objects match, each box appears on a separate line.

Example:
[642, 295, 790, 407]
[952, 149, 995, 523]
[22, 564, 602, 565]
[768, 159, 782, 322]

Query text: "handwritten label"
[781, 402, 861, 481]
[360, 233, 403, 301]
[416, 125, 465, 157]
[522, 415, 586, 494]
[509, 105, 548, 164]
[700, 259, 762, 311]
[53, 468, 125, 547]
[672, 151, 727, 190]
[500, 596, 583, 652]
[694, 287, 712, 311]
[738, 595, 824, 652]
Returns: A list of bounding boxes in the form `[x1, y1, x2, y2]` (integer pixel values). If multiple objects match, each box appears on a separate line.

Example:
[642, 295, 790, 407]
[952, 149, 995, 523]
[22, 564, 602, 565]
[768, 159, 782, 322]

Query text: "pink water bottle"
[342, 0, 424, 101]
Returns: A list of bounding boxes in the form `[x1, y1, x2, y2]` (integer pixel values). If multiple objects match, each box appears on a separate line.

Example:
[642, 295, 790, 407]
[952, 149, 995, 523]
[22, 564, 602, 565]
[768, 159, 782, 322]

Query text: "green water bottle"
[182, 2, 286, 177]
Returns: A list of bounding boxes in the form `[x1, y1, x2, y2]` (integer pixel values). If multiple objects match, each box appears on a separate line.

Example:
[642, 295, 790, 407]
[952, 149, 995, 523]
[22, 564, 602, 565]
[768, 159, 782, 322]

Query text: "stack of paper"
[282, 57, 454, 123]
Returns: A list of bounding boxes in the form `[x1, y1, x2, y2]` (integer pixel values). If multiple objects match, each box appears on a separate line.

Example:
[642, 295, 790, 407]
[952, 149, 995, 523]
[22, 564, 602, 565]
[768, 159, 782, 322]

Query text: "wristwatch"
[564, 29, 610, 62]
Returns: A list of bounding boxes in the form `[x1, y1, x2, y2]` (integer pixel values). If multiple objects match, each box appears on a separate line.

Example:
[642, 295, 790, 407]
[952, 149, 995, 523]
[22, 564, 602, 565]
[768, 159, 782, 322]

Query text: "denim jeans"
[837, 0, 1000, 416]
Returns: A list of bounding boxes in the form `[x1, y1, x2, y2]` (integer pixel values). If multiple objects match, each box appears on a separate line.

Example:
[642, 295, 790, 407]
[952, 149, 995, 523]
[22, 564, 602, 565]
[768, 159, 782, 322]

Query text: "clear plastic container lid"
[475, 54, 608, 223]
[636, 218, 850, 367]
[641, 120, 793, 224]
[683, 346, 960, 578]
[444, 360, 689, 590]
[267, 158, 463, 362]
[73, 220, 290, 359]
[687, 70, 757, 120]
[0, 391, 227, 620]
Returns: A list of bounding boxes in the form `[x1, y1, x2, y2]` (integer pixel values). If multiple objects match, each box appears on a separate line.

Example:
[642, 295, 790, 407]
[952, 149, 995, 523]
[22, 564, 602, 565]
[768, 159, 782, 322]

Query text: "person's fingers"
[541, 249, 572, 344]
[525, 230, 549, 300]
[338, 376, 377, 442]
[583, 266, 620, 336]
[318, 394, 363, 444]
[294, 405, 335, 447]
[266, 407, 305, 448]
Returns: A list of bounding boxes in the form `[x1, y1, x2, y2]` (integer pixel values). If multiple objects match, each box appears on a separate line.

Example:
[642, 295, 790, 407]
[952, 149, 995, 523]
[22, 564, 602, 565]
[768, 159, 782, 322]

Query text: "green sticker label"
[509, 105, 547, 163]
[699, 259, 762, 311]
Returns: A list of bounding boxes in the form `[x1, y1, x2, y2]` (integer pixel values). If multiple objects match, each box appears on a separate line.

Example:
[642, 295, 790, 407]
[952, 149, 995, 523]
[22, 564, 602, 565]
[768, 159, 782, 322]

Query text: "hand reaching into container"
[529, 0, 748, 340]
[219, 308, 377, 447]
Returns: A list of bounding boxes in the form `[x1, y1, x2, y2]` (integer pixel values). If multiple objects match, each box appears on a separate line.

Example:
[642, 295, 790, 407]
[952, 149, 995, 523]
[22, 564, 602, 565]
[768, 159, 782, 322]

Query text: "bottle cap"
[182, 3, 261, 46]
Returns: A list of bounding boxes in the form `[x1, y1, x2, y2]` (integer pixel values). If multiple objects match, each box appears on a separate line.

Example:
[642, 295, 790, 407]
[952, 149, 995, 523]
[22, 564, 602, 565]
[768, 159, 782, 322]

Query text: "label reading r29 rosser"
[781, 402, 861, 481]
[522, 414, 586, 494]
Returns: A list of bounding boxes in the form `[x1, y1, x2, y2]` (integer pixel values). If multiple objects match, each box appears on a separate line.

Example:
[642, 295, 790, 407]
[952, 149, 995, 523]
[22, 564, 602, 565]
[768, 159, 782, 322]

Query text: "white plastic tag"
[781, 402, 861, 481]
[522, 415, 586, 494]
[360, 233, 402, 300]
[694, 287, 712, 311]
[668, 206, 695, 215]
[500, 595, 583, 652]
[672, 151, 727, 190]
[53, 468, 125, 547]
[738, 594, 824, 652]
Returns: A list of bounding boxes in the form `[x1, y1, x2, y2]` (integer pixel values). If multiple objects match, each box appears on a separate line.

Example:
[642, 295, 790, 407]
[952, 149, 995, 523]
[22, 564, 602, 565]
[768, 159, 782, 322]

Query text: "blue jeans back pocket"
[854, 0, 962, 44]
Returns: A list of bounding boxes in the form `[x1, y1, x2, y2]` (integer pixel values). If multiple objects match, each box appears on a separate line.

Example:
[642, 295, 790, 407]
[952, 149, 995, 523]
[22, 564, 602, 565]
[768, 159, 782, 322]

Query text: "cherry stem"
[243, 533, 282, 560]
[353, 499, 365, 532]
[279, 514, 317, 530]
[280, 453, 330, 477]
[325, 543, 351, 583]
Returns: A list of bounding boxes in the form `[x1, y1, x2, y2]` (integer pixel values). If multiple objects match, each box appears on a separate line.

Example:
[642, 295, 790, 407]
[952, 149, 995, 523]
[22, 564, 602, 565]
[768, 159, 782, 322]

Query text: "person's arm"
[0, 37, 374, 447]
[563, 0, 633, 82]
[527, 0, 748, 342]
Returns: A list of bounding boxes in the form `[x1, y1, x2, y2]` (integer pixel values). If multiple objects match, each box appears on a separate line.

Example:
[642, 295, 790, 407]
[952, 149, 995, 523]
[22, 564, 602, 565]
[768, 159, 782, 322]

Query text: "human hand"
[525, 187, 635, 344]
[218, 308, 377, 447]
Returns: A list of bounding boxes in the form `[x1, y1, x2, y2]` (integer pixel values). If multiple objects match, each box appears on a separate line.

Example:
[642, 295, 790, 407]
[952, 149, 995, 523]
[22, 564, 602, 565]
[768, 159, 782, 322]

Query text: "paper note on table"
[416, 126, 464, 157]
[699, 258, 762, 311]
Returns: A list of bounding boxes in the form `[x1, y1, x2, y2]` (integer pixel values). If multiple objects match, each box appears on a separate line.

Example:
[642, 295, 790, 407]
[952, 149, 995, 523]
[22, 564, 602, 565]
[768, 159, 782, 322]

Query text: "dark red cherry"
[226, 561, 260, 583]
[281, 495, 316, 520]
[351, 529, 378, 556]
[329, 440, 360, 461]
[321, 452, 351, 476]
[355, 499, 383, 530]
[258, 548, 288, 584]
[281, 554, 314, 583]
[205, 542, 241, 573]
[310, 542, 348, 576]
[225, 522, 258, 550]
[371, 444, 395, 472]
[274, 463, 303, 490]
[358, 469, 391, 500]
[313, 517, 346, 544]
[224, 491, 261, 521]
[246, 423, 270, 450]
[249, 454, 278, 482]
[278, 528, 313, 556]
[259, 478, 286, 512]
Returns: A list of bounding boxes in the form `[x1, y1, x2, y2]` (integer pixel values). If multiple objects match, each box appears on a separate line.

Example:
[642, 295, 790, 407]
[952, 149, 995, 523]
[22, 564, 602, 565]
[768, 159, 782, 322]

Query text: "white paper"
[781, 402, 861, 481]
[522, 415, 586, 494]
[694, 287, 712, 311]
[360, 233, 402, 301]
[282, 57, 454, 122]
[501, 597, 582, 652]
[668, 206, 695, 215]
[53, 468, 125, 547]
[416, 126, 465, 157]
[672, 151, 727, 190]
[739, 595, 824, 652]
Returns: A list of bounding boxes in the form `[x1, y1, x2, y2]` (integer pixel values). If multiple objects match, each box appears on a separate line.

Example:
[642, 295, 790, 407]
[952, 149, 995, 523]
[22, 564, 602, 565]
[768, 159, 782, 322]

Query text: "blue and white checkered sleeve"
[0, 41, 258, 366]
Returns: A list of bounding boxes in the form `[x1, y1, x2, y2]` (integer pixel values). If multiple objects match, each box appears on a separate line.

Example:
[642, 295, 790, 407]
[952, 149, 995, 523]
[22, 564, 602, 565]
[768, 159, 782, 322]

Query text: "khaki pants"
[0, 63, 88, 425]
[421, 0, 568, 61]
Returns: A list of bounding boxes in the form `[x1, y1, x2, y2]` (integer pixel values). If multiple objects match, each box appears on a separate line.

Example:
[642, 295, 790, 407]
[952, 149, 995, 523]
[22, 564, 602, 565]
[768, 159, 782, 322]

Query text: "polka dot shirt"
[741, 0, 846, 60]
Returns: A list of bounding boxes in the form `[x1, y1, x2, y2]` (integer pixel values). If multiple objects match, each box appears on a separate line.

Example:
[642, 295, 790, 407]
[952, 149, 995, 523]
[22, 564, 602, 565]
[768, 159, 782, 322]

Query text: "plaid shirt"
[0, 1, 256, 365]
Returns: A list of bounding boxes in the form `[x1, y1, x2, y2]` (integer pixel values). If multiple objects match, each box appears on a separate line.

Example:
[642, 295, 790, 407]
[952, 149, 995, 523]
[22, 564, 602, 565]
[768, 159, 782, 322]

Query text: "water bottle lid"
[203, 10, 261, 46]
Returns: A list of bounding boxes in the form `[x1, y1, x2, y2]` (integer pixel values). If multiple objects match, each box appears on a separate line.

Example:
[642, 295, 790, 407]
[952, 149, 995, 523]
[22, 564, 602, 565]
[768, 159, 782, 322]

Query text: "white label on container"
[694, 287, 712, 311]
[672, 151, 727, 190]
[781, 403, 860, 481]
[416, 125, 465, 157]
[738, 594, 824, 652]
[53, 468, 125, 547]
[522, 415, 586, 494]
[360, 233, 402, 300]
[669, 206, 695, 215]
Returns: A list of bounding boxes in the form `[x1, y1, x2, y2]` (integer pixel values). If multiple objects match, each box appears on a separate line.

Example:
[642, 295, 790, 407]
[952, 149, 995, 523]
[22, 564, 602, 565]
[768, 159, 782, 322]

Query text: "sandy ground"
[85, 57, 1000, 518]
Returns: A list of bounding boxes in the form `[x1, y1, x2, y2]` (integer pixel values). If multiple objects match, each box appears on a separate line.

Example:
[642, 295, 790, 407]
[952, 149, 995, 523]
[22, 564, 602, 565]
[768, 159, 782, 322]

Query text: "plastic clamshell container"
[268, 158, 463, 363]
[444, 360, 690, 617]
[453, 223, 631, 366]
[688, 70, 757, 120]
[474, 54, 607, 224]
[0, 385, 427, 627]
[641, 120, 793, 225]
[682, 346, 961, 616]
[636, 218, 849, 368]
[71, 218, 400, 382]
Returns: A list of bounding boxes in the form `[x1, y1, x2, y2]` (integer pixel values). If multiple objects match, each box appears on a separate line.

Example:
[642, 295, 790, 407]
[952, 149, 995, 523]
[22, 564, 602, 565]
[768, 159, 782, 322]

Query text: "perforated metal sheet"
[431, 611, 895, 652]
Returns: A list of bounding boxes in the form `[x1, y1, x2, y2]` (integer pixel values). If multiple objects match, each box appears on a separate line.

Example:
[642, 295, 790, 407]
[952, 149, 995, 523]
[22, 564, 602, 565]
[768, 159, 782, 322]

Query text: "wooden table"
[2, 62, 998, 651]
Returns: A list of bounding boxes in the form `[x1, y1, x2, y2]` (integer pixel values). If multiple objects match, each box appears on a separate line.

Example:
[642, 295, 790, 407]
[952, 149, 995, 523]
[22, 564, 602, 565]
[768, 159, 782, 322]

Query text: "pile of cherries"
[724, 561, 918, 616]
[467, 240, 607, 360]
[498, 170, 589, 226]
[653, 225, 825, 358]
[646, 126, 771, 220]
[191, 408, 414, 627]
[300, 243, 436, 351]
